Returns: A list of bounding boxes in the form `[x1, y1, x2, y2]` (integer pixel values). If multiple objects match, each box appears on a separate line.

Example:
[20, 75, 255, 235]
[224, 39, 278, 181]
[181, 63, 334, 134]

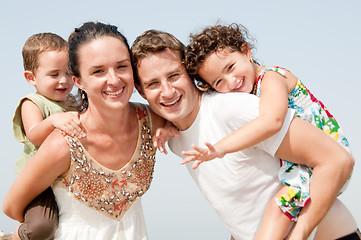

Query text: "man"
[131, 30, 358, 240]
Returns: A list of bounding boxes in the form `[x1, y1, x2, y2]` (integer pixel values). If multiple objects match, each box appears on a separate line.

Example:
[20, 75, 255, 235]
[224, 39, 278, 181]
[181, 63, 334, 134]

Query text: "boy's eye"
[117, 64, 127, 69]
[51, 73, 59, 77]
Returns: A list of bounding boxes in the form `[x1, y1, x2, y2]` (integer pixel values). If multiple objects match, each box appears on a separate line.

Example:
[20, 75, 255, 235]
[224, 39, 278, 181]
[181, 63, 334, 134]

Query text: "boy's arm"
[21, 99, 84, 146]
[182, 71, 290, 168]
[275, 118, 354, 240]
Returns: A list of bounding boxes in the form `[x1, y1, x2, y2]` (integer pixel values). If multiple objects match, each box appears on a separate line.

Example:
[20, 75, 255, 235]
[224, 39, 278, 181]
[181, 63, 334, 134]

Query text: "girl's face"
[198, 47, 258, 93]
[73, 36, 134, 111]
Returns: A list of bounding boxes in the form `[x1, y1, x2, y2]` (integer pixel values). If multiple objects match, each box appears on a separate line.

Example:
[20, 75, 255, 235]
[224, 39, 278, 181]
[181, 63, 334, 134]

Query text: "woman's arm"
[275, 118, 354, 240]
[2, 130, 70, 222]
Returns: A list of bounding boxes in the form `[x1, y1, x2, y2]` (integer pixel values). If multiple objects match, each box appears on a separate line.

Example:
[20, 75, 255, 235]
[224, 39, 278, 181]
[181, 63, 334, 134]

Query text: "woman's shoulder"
[131, 101, 166, 134]
[39, 130, 71, 165]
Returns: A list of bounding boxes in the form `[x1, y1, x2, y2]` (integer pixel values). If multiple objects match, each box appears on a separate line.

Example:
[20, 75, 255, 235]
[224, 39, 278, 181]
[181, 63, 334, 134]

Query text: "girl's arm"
[21, 99, 85, 146]
[2, 130, 70, 222]
[275, 118, 354, 240]
[182, 70, 294, 168]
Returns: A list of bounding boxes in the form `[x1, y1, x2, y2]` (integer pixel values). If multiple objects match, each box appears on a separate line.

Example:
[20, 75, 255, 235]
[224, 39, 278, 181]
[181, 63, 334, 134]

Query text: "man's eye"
[147, 81, 159, 88]
[93, 69, 102, 74]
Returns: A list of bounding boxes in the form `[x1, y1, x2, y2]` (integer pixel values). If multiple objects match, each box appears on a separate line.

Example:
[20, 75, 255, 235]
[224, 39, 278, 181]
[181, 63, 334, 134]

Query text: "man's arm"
[275, 117, 354, 240]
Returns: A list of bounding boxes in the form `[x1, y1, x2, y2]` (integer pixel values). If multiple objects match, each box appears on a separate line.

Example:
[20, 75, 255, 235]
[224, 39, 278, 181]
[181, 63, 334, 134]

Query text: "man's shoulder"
[202, 92, 258, 106]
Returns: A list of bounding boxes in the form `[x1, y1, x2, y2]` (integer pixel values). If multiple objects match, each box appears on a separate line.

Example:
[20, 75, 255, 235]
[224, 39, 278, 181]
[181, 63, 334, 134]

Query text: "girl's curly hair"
[185, 23, 257, 91]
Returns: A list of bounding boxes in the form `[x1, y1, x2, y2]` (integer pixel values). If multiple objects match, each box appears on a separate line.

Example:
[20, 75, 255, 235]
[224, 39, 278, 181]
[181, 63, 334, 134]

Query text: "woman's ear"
[73, 76, 85, 91]
[24, 70, 36, 86]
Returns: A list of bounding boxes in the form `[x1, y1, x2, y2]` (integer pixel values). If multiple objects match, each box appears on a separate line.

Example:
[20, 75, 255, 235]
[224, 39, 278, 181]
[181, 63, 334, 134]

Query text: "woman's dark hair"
[68, 22, 131, 111]
[185, 23, 257, 91]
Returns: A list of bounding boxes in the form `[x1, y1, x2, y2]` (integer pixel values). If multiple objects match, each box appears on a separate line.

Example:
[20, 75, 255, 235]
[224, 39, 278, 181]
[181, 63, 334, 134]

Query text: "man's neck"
[174, 91, 202, 131]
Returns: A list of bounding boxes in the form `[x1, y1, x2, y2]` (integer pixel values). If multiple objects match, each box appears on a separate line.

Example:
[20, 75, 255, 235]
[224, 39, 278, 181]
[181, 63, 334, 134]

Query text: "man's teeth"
[106, 89, 123, 95]
[163, 97, 180, 106]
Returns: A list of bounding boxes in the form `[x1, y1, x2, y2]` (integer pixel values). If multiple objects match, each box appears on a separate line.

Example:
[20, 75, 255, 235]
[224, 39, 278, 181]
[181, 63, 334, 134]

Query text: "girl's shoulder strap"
[259, 66, 286, 78]
[252, 66, 287, 95]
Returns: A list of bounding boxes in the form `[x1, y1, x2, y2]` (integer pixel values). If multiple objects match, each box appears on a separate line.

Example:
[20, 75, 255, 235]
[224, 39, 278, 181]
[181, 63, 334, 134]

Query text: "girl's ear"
[241, 43, 253, 61]
[24, 70, 36, 86]
[73, 76, 85, 92]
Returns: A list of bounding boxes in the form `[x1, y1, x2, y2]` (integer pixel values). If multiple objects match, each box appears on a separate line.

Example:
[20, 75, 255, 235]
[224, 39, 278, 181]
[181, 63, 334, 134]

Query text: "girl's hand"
[153, 121, 179, 154]
[50, 112, 86, 138]
[181, 142, 225, 169]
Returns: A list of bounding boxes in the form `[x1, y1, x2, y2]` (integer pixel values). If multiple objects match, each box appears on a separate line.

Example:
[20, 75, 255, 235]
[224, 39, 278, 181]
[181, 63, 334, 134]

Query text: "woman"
[3, 22, 165, 239]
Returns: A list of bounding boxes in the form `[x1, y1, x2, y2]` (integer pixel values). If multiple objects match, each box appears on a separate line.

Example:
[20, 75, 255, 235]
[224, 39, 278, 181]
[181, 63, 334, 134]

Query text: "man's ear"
[24, 70, 36, 86]
[73, 76, 85, 91]
[135, 83, 146, 99]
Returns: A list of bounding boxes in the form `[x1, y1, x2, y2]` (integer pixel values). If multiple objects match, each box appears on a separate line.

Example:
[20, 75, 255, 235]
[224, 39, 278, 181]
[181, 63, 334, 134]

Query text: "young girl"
[12, 32, 85, 240]
[181, 23, 353, 239]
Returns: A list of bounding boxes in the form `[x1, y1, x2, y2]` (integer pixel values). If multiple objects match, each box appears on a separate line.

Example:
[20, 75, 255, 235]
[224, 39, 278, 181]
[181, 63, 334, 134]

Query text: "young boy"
[12, 32, 84, 240]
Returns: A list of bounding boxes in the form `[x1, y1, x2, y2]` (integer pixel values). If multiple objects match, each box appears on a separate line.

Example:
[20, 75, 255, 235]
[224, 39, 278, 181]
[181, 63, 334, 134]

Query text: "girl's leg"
[254, 185, 292, 240]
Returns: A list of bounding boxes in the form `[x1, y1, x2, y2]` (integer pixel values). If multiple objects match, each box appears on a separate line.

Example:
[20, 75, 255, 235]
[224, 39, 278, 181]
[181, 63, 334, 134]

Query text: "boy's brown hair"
[22, 32, 68, 73]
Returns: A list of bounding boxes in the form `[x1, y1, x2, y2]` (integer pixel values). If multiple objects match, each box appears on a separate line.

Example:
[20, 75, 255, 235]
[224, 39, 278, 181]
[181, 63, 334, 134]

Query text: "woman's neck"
[80, 103, 134, 136]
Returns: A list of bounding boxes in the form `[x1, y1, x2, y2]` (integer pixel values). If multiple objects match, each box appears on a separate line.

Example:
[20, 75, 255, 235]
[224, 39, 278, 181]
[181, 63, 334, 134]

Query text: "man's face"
[137, 49, 200, 130]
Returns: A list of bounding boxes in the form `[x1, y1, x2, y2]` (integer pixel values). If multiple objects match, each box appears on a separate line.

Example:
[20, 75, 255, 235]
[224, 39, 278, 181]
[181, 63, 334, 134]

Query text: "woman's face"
[73, 36, 134, 112]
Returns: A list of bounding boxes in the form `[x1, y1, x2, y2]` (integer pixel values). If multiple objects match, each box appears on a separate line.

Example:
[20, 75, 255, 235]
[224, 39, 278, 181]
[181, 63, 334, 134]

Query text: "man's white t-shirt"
[169, 92, 295, 239]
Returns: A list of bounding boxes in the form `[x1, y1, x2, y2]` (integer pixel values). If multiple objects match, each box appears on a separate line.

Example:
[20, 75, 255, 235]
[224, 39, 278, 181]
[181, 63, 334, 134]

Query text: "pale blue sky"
[1, 1, 360, 238]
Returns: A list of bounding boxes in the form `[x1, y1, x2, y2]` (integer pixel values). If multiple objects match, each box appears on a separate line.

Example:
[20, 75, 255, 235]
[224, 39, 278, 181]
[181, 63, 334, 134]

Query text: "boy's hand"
[153, 121, 179, 154]
[181, 142, 225, 169]
[50, 112, 86, 138]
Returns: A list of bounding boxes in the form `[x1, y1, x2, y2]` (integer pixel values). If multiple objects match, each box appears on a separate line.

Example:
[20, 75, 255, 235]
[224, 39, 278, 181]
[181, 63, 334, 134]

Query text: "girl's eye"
[227, 64, 234, 72]
[215, 79, 222, 87]
[51, 73, 59, 77]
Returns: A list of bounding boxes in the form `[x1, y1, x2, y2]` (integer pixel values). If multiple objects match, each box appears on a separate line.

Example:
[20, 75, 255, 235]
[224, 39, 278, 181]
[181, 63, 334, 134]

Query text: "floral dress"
[52, 103, 155, 239]
[252, 67, 351, 221]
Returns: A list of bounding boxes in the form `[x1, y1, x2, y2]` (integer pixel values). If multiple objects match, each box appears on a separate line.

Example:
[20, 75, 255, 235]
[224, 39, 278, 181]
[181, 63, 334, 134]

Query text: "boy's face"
[29, 50, 73, 101]
[198, 47, 257, 94]
[136, 48, 200, 130]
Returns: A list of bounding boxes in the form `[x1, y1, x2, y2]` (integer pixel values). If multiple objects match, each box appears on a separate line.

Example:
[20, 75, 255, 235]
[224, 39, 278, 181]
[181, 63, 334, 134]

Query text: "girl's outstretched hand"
[181, 142, 225, 169]
[153, 121, 179, 154]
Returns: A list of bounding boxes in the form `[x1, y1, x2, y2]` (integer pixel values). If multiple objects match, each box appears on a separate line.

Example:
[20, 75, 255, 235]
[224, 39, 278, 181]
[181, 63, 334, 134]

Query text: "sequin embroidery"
[59, 104, 155, 220]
